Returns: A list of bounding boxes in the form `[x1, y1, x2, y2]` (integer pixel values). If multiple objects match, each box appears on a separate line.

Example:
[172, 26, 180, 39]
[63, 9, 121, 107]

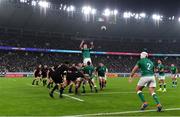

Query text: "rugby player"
[129, 52, 162, 112]
[83, 61, 98, 93]
[49, 62, 69, 98]
[47, 66, 54, 89]
[41, 65, 48, 86]
[157, 60, 166, 92]
[170, 64, 178, 87]
[32, 64, 42, 85]
[80, 40, 94, 65]
[96, 63, 108, 90]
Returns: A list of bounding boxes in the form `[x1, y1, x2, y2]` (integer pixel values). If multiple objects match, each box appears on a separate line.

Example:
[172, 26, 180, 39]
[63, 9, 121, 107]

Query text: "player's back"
[137, 58, 154, 76]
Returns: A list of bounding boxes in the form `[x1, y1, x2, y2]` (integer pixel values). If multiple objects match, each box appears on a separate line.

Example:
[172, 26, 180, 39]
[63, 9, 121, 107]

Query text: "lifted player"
[80, 40, 94, 65]
[96, 63, 108, 90]
[157, 60, 166, 92]
[49, 62, 69, 98]
[129, 52, 162, 112]
[170, 64, 178, 87]
[32, 64, 42, 85]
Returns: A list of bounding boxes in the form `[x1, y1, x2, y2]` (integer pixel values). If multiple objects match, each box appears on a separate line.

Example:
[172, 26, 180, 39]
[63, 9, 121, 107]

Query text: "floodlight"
[38, 1, 50, 8]
[103, 8, 111, 17]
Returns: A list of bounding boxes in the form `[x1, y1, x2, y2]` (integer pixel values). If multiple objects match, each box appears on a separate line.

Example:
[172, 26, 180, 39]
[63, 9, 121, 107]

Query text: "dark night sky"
[50, 0, 180, 16]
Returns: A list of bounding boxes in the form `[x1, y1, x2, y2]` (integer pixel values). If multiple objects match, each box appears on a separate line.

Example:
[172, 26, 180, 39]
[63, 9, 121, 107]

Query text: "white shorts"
[137, 76, 156, 88]
[83, 58, 92, 65]
[99, 76, 106, 80]
[158, 76, 165, 80]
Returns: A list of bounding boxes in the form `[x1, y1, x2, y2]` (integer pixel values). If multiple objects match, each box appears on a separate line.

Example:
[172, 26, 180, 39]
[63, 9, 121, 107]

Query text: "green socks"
[137, 91, 146, 103]
[152, 93, 160, 104]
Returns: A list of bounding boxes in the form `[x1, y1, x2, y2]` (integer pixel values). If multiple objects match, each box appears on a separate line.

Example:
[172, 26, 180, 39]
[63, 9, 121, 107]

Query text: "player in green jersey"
[96, 63, 108, 90]
[170, 64, 178, 87]
[80, 40, 94, 65]
[129, 52, 162, 112]
[156, 60, 166, 92]
[82, 61, 98, 93]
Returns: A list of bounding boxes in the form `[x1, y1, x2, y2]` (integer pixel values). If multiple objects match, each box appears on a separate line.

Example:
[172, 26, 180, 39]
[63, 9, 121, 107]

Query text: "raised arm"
[80, 40, 84, 49]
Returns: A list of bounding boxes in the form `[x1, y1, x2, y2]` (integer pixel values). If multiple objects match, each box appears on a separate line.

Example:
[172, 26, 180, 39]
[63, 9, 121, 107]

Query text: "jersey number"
[147, 63, 151, 70]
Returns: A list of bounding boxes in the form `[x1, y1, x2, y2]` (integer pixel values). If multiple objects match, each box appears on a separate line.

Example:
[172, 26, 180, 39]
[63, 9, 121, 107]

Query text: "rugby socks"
[175, 80, 177, 85]
[163, 83, 166, 89]
[51, 84, 58, 94]
[68, 84, 73, 93]
[60, 87, 64, 98]
[47, 83, 50, 89]
[159, 83, 162, 89]
[137, 91, 146, 103]
[36, 81, 39, 85]
[82, 85, 86, 93]
[32, 79, 35, 85]
[172, 81, 175, 87]
[152, 93, 160, 105]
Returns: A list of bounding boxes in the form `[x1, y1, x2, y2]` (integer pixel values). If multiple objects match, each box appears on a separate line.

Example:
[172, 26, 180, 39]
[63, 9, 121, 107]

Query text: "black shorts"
[42, 75, 47, 79]
[35, 74, 41, 78]
[67, 74, 77, 82]
[75, 72, 84, 78]
[51, 76, 63, 84]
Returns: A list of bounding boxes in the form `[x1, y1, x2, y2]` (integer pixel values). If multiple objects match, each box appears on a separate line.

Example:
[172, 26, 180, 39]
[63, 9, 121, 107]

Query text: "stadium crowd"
[0, 27, 180, 72]
[0, 50, 179, 73]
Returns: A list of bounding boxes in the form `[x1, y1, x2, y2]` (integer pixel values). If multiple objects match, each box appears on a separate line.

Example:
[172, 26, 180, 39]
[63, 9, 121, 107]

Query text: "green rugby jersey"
[83, 65, 95, 76]
[136, 58, 154, 77]
[157, 64, 165, 76]
[82, 48, 91, 59]
[170, 66, 177, 74]
[96, 66, 107, 77]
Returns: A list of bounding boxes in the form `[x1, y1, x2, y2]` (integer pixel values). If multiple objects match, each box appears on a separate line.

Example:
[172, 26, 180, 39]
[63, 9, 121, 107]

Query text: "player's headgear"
[140, 52, 148, 59]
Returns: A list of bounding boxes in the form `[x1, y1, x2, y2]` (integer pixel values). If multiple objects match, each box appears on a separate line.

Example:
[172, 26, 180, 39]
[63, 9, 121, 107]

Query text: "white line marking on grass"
[68, 91, 136, 96]
[72, 108, 180, 116]
[27, 84, 84, 102]
[55, 92, 84, 102]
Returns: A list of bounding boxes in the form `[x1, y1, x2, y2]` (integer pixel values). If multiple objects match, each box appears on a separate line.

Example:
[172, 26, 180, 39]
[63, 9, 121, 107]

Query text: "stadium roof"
[1, 0, 180, 39]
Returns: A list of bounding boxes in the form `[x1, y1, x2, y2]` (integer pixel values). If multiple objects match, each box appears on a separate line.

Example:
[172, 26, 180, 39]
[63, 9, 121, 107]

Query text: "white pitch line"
[55, 92, 84, 102]
[68, 91, 136, 96]
[71, 108, 180, 116]
[27, 83, 84, 102]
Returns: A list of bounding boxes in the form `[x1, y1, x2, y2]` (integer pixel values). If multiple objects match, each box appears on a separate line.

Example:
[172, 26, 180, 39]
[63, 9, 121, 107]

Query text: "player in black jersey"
[47, 66, 54, 89]
[41, 65, 49, 86]
[49, 62, 69, 98]
[65, 64, 79, 93]
[32, 64, 42, 85]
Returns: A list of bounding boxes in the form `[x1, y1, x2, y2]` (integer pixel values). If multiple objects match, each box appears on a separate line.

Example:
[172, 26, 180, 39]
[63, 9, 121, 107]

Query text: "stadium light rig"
[82, 6, 92, 15]
[178, 17, 180, 22]
[123, 12, 132, 19]
[67, 5, 75, 12]
[152, 14, 163, 21]
[20, 0, 27, 3]
[103, 8, 111, 17]
[113, 9, 118, 15]
[31, 0, 37, 6]
[139, 13, 146, 18]
[38, 1, 50, 8]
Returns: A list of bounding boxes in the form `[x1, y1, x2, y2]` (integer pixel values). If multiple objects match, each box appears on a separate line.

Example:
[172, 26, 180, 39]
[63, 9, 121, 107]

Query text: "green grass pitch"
[0, 77, 180, 116]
